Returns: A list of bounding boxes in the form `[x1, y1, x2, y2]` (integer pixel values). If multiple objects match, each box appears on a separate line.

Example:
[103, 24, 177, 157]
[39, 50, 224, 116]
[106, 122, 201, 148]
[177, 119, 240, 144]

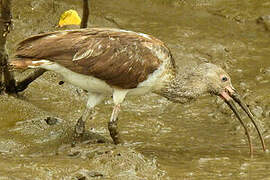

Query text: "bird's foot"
[108, 121, 122, 145]
[71, 117, 85, 146]
[74, 117, 85, 135]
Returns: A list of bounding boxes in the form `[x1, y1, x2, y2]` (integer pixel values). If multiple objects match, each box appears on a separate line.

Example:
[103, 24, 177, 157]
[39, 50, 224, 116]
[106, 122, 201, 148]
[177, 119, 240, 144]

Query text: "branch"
[0, 0, 16, 93]
[15, 69, 46, 92]
[80, 0, 89, 28]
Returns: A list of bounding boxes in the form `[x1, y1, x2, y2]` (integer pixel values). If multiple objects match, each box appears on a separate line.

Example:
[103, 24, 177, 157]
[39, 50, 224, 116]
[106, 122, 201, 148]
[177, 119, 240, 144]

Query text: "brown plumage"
[10, 28, 266, 156]
[15, 28, 171, 88]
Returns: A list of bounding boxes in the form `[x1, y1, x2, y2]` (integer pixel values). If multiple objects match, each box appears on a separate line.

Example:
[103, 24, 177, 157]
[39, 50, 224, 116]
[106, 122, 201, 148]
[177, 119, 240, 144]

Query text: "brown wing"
[15, 28, 174, 88]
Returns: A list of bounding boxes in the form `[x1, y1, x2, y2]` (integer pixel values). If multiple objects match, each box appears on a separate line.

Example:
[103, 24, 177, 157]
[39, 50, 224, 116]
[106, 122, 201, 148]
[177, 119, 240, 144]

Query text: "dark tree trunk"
[0, 0, 16, 93]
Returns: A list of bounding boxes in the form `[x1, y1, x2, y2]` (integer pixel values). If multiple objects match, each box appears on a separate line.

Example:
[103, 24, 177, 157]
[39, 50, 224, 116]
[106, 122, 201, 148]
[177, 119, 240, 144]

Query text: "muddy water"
[1, 0, 270, 179]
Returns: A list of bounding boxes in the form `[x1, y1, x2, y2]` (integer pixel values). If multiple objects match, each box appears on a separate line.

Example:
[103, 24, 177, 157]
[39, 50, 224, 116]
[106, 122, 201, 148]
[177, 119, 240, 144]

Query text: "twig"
[104, 16, 122, 29]
[15, 69, 46, 92]
[81, 0, 89, 28]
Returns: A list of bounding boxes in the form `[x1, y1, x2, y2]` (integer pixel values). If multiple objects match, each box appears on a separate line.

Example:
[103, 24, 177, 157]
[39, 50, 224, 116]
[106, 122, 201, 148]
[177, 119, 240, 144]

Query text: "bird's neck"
[156, 65, 208, 103]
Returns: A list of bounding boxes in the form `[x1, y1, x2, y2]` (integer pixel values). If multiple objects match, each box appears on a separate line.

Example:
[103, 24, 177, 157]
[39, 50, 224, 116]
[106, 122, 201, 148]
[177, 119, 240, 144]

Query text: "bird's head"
[198, 63, 266, 155]
[198, 63, 233, 97]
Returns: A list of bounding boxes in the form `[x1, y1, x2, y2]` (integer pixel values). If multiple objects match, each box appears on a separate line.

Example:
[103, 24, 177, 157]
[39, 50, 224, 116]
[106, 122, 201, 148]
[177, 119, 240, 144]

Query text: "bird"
[10, 27, 266, 156]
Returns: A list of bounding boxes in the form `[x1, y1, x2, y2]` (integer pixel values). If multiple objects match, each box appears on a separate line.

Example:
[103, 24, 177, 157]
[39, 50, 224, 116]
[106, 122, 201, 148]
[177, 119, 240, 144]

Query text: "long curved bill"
[220, 86, 266, 157]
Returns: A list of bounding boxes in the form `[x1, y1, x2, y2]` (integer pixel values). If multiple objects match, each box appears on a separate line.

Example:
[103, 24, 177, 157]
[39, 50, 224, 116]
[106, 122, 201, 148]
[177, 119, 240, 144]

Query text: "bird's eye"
[222, 76, 228, 82]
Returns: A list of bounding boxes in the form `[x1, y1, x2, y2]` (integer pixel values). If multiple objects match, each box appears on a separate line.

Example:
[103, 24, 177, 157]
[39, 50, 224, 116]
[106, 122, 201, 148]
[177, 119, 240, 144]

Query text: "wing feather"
[15, 28, 173, 88]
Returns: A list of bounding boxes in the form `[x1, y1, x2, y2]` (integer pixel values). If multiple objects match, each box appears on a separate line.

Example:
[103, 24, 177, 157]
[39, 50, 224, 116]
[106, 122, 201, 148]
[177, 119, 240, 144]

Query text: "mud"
[0, 0, 270, 179]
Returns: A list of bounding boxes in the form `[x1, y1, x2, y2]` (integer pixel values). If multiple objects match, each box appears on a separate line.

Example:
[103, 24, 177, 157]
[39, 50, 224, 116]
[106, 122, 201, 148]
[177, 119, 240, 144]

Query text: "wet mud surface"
[1, 0, 270, 179]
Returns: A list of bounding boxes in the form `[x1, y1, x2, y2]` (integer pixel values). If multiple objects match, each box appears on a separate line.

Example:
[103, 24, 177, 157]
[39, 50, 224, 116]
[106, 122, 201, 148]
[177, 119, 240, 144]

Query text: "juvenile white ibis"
[10, 28, 265, 155]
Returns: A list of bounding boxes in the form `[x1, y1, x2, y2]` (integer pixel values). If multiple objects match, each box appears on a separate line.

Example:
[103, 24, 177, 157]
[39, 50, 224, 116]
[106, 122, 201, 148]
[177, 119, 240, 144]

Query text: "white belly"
[61, 69, 114, 94]
[35, 59, 172, 97]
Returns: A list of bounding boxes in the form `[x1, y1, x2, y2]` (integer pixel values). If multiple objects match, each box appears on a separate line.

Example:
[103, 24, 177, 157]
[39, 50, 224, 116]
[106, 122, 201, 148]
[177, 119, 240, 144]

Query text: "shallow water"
[1, 0, 270, 179]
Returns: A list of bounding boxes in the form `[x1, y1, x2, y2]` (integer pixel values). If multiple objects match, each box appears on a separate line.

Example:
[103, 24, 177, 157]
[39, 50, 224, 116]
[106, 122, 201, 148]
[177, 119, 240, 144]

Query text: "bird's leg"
[72, 93, 104, 145]
[74, 107, 94, 139]
[108, 89, 128, 144]
[108, 104, 121, 144]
